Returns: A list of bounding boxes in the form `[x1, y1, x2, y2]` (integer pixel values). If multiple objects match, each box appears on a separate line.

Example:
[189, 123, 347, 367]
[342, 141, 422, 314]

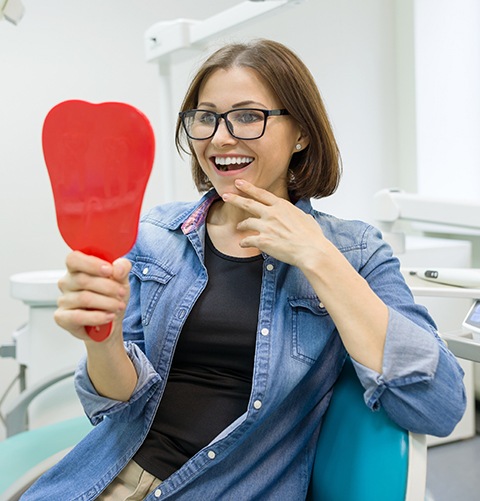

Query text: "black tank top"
[134, 231, 263, 479]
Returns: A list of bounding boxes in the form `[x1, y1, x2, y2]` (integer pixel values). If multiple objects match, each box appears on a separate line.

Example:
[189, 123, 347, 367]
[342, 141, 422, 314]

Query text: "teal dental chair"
[0, 360, 426, 500]
[307, 359, 426, 501]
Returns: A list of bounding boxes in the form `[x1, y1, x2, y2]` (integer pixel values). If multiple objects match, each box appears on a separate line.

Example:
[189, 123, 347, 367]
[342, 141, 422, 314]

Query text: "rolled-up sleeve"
[75, 341, 162, 425]
[352, 307, 466, 436]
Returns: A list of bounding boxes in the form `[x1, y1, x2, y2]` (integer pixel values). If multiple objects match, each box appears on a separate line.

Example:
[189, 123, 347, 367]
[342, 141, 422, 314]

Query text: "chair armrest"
[4, 366, 76, 437]
[406, 432, 427, 500]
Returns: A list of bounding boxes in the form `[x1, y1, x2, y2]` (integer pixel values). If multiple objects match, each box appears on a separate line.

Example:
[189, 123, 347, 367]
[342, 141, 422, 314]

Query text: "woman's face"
[191, 66, 305, 199]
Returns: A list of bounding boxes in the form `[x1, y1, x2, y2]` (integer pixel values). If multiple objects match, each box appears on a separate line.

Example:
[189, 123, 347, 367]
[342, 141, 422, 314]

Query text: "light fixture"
[0, 0, 25, 25]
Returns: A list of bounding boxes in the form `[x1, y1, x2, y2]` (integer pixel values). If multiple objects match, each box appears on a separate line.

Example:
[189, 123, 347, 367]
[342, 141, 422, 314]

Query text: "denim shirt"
[23, 191, 466, 501]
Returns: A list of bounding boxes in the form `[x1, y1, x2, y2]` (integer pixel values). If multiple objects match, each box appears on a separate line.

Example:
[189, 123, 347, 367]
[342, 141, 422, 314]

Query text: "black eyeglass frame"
[179, 108, 290, 140]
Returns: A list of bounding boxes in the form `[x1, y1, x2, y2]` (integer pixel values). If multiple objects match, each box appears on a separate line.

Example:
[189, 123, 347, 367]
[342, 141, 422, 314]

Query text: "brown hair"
[175, 39, 342, 199]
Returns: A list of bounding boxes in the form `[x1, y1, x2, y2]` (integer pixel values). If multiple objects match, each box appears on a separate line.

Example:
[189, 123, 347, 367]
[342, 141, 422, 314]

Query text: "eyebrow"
[196, 100, 269, 109]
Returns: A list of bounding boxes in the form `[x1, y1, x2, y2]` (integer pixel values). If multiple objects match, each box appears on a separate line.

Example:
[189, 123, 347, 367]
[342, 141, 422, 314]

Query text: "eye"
[232, 110, 264, 125]
[197, 111, 216, 126]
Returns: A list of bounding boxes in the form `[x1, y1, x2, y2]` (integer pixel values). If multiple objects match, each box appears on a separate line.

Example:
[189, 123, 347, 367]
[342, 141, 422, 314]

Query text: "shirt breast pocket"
[132, 259, 175, 326]
[288, 296, 336, 365]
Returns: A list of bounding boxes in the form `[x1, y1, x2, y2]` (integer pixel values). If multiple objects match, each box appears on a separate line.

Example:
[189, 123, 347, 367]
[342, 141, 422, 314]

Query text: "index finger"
[221, 180, 279, 216]
[233, 179, 280, 205]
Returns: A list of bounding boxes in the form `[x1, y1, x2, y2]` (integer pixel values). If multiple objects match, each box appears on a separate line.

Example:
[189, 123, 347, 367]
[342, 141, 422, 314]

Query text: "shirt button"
[266, 264, 274, 271]
[142, 267, 149, 275]
[253, 400, 262, 410]
[319, 302, 324, 308]
[261, 328, 269, 336]
[207, 450, 216, 460]
[154, 489, 162, 498]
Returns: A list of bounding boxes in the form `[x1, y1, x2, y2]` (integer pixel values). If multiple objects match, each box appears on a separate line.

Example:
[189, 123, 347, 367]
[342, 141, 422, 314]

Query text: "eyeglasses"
[179, 108, 290, 140]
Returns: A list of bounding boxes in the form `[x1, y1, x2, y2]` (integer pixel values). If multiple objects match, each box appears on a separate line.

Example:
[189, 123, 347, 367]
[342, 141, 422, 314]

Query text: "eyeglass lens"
[183, 109, 267, 140]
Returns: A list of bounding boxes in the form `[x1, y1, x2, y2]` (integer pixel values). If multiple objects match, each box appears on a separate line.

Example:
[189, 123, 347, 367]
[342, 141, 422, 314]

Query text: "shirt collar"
[181, 190, 220, 235]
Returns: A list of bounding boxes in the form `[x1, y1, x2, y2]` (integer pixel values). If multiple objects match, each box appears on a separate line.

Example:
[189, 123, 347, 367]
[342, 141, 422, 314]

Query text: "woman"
[23, 39, 465, 500]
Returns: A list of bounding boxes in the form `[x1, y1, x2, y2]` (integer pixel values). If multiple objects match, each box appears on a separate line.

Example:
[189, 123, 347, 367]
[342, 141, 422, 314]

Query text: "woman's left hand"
[222, 179, 330, 268]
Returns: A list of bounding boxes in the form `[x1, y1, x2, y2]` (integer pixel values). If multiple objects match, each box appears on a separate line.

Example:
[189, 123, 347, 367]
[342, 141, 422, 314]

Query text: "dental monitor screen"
[463, 300, 480, 335]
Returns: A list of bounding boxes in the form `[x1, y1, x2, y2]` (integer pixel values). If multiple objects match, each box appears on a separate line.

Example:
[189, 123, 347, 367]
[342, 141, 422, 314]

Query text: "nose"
[210, 117, 237, 146]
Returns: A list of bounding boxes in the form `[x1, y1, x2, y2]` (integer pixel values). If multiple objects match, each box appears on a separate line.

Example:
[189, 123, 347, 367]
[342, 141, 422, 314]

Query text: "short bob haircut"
[175, 39, 342, 200]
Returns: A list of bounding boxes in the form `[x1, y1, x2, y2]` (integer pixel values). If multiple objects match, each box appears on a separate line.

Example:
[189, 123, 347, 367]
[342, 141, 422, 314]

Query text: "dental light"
[145, 0, 306, 62]
[0, 0, 24, 25]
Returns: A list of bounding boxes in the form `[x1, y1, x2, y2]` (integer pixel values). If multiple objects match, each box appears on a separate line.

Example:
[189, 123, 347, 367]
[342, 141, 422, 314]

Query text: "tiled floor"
[426, 405, 480, 501]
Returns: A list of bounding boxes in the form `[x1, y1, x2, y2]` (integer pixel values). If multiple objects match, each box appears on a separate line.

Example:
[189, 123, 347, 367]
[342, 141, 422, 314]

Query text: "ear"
[294, 129, 310, 151]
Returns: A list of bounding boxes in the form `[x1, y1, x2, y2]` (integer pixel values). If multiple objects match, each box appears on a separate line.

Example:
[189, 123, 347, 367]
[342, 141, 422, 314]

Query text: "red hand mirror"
[42, 100, 155, 341]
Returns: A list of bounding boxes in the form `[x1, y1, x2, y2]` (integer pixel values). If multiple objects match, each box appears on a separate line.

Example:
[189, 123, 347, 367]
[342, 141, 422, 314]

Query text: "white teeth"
[215, 156, 253, 166]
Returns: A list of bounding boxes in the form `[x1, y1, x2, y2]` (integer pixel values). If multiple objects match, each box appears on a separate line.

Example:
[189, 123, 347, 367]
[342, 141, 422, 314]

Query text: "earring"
[295, 143, 302, 151]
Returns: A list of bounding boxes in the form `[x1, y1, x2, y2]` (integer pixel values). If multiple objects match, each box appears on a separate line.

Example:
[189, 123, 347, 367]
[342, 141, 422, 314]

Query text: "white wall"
[395, 0, 480, 199]
[414, 0, 480, 199]
[0, 0, 401, 436]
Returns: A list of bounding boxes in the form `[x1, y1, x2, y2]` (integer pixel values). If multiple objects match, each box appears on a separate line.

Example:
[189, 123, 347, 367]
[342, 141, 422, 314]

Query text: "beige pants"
[97, 460, 162, 501]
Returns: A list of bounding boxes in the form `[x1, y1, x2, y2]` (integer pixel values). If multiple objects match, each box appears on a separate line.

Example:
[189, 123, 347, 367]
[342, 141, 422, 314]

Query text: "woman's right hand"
[55, 251, 131, 343]
[56, 251, 138, 400]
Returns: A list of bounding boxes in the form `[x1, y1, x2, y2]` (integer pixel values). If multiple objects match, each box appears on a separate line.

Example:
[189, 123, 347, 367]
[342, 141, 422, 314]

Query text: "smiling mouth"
[214, 156, 254, 172]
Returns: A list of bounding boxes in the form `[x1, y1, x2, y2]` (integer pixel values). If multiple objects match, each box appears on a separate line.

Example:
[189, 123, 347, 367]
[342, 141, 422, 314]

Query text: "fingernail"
[235, 179, 245, 187]
[222, 193, 231, 201]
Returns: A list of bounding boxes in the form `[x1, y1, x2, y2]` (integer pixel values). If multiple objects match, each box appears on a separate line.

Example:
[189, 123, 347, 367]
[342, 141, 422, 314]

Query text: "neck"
[206, 200, 261, 258]
[208, 199, 250, 226]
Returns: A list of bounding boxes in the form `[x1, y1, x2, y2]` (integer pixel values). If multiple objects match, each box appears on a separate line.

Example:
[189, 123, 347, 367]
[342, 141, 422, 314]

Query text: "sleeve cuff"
[351, 307, 440, 410]
[75, 342, 161, 424]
